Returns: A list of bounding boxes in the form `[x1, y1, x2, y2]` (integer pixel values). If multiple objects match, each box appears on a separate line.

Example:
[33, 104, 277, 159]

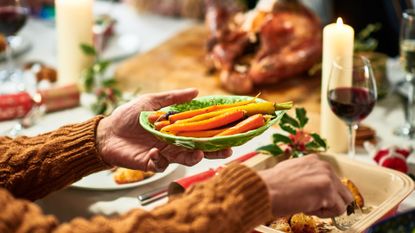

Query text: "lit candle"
[320, 18, 354, 153]
[56, 0, 94, 85]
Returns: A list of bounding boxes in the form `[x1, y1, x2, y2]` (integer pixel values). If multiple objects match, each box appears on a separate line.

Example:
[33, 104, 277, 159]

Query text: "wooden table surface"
[116, 24, 322, 132]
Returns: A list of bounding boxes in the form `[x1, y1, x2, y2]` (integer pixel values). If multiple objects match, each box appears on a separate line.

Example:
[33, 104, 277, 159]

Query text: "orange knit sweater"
[0, 116, 273, 233]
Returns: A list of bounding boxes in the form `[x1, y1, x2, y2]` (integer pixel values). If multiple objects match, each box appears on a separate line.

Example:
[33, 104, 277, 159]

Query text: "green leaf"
[280, 113, 300, 128]
[80, 43, 97, 56]
[102, 78, 117, 87]
[82, 69, 95, 92]
[112, 88, 123, 98]
[279, 122, 297, 135]
[305, 141, 319, 150]
[93, 60, 111, 74]
[272, 133, 292, 144]
[310, 133, 327, 149]
[296, 108, 308, 128]
[92, 101, 107, 115]
[291, 150, 304, 158]
[256, 144, 283, 156]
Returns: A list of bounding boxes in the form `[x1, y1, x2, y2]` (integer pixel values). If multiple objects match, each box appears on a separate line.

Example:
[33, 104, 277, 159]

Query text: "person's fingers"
[204, 148, 233, 159]
[307, 195, 347, 218]
[147, 148, 169, 172]
[184, 150, 204, 166]
[158, 144, 204, 166]
[147, 88, 198, 110]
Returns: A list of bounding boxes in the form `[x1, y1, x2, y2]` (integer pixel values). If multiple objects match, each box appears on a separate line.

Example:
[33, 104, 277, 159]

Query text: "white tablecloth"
[0, 1, 413, 222]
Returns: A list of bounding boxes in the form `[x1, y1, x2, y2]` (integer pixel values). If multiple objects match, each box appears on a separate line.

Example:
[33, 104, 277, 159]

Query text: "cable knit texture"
[0, 116, 273, 233]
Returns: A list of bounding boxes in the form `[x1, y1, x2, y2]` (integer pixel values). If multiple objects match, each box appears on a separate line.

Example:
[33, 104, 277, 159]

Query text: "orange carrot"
[161, 110, 245, 133]
[168, 96, 259, 123]
[176, 128, 229, 138]
[148, 111, 166, 124]
[176, 102, 276, 124]
[154, 120, 171, 130]
[216, 114, 265, 136]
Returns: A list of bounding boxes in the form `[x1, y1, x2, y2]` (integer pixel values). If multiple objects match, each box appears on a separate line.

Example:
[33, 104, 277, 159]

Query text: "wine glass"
[0, 0, 29, 83]
[327, 55, 377, 159]
[395, 9, 415, 138]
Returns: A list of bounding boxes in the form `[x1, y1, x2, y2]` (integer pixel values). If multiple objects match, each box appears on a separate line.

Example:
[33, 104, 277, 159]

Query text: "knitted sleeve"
[0, 116, 109, 200]
[0, 164, 273, 233]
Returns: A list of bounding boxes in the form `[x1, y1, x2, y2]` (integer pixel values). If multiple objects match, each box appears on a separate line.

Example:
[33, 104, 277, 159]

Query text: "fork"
[6, 104, 46, 137]
[331, 201, 360, 231]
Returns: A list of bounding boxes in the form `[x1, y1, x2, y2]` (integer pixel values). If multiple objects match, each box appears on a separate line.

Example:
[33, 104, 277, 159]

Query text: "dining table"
[0, 0, 414, 224]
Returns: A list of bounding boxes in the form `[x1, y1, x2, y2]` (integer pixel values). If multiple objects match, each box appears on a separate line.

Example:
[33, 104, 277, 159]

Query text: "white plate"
[71, 164, 179, 190]
[0, 35, 31, 60]
[101, 33, 140, 62]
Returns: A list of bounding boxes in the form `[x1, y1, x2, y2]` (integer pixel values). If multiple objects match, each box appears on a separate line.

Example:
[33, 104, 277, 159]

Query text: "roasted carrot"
[161, 110, 245, 133]
[177, 102, 276, 124]
[176, 128, 229, 138]
[148, 111, 166, 124]
[168, 96, 259, 123]
[216, 114, 265, 136]
[154, 120, 171, 130]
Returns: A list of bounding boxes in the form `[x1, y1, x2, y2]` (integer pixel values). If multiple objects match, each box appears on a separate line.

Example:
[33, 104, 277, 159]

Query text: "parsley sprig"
[257, 108, 327, 158]
[80, 44, 138, 115]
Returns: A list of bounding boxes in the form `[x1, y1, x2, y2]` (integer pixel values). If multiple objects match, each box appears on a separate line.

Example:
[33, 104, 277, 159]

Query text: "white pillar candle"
[320, 18, 354, 153]
[56, 0, 94, 85]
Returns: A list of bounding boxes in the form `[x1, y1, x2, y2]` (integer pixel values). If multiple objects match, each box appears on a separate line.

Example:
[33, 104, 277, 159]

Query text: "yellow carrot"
[161, 110, 245, 133]
[216, 114, 265, 136]
[168, 95, 260, 123]
[177, 102, 275, 124]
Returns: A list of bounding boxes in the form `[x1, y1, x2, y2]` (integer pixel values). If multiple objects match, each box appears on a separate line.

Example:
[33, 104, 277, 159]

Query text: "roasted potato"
[269, 217, 293, 233]
[113, 168, 154, 184]
[290, 213, 318, 233]
[341, 178, 364, 208]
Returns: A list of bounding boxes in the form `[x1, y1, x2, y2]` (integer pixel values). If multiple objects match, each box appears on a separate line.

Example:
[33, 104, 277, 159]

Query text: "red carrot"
[215, 114, 265, 136]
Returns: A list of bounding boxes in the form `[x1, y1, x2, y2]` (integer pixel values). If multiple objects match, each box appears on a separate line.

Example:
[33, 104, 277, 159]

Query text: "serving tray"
[242, 153, 415, 233]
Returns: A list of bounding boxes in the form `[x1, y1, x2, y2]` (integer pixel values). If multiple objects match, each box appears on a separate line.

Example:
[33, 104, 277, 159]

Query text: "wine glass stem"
[347, 123, 358, 159]
[4, 37, 15, 79]
[405, 75, 414, 129]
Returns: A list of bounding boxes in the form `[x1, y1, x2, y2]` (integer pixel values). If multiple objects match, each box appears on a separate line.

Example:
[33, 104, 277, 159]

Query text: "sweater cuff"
[217, 163, 273, 232]
[33, 116, 110, 195]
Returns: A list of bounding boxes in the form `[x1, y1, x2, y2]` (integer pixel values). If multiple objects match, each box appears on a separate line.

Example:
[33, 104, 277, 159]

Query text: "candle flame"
[336, 17, 343, 26]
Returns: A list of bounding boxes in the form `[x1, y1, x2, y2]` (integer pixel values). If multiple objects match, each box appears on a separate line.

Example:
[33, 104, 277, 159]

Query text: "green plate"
[139, 95, 288, 152]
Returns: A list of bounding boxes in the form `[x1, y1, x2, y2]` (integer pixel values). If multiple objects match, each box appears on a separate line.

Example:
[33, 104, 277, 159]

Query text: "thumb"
[146, 88, 198, 110]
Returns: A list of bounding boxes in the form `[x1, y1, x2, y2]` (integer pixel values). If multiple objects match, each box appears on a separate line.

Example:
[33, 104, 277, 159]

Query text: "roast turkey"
[205, 0, 322, 94]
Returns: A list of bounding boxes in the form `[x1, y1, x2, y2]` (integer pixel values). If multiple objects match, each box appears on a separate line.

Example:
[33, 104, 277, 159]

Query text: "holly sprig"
[80, 44, 136, 115]
[256, 108, 327, 158]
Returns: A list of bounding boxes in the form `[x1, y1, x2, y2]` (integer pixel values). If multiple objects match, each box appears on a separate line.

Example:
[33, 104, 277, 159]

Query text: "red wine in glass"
[0, 6, 28, 36]
[328, 87, 376, 125]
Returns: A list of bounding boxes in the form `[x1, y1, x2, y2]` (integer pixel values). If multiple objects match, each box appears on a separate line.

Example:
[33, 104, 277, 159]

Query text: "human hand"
[258, 154, 354, 218]
[96, 88, 232, 172]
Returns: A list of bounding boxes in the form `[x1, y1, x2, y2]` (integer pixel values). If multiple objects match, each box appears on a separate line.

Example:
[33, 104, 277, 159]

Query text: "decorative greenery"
[354, 23, 382, 52]
[80, 44, 136, 115]
[256, 108, 327, 158]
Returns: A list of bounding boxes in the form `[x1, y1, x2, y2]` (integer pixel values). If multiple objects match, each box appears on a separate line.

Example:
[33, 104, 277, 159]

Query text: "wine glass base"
[0, 69, 25, 94]
[393, 125, 415, 139]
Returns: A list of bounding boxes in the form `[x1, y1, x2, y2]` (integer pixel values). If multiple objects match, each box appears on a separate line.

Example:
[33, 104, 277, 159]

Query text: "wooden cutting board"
[116, 24, 322, 131]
